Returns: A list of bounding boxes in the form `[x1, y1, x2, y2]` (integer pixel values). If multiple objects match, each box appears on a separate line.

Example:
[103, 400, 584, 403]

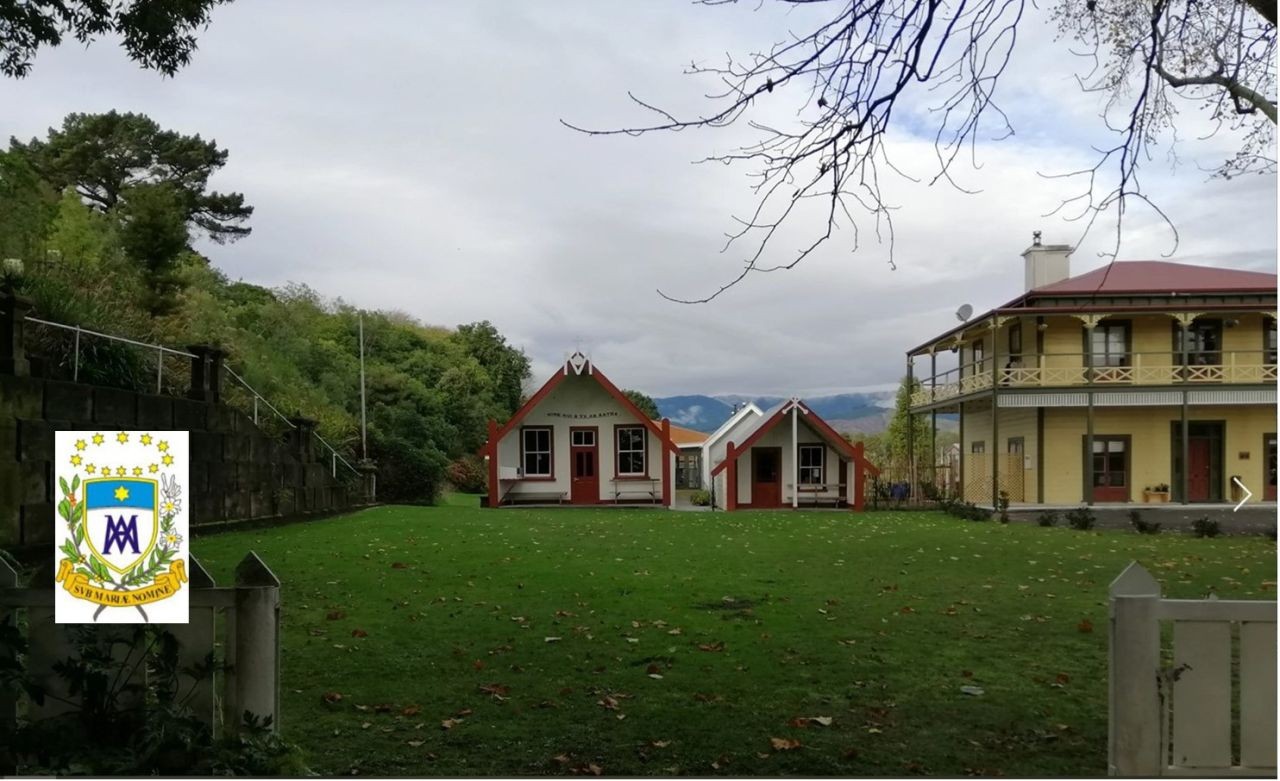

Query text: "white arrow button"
[1232, 477, 1253, 512]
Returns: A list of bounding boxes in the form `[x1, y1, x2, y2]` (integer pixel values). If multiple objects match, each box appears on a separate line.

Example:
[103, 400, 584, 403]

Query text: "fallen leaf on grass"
[406, 739, 425, 747]
[440, 719, 461, 730]
[697, 641, 725, 652]
[401, 705, 421, 717]
[598, 696, 620, 710]
[321, 691, 343, 704]
[326, 610, 345, 621]
[650, 740, 671, 748]
[479, 683, 510, 699]
[351, 629, 368, 638]
[473, 660, 486, 670]
[545, 637, 562, 643]
[1055, 672, 1070, 685]
[373, 703, 394, 714]
[391, 562, 408, 569]
[770, 737, 801, 751]
[1077, 618, 1094, 633]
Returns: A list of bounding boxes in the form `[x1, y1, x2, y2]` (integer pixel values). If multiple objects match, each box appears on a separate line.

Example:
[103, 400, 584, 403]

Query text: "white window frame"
[616, 426, 647, 476]
[798, 444, 825, 485]
[521, 427, 552, 477]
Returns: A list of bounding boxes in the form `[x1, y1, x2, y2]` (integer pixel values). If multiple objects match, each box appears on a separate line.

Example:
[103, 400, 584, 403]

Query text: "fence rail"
[22, 315, 360, 477]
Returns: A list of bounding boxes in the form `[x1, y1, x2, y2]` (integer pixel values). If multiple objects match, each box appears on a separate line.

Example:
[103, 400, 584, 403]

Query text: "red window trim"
[520, 425, 555, 480]
[614, 424, 649, 479]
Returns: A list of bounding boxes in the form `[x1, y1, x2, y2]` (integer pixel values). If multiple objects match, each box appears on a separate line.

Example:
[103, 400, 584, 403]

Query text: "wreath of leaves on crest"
[57, 473, 179, 588]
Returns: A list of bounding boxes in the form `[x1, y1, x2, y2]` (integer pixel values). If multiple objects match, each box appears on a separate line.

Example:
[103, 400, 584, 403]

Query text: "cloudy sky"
[1, 1, 1275, 397]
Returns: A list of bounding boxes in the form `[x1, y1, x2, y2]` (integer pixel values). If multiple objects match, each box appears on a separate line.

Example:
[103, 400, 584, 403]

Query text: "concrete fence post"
[1109, 561, 1163, 776]
[357, 459, 378, 504]
[287, 417, 317, 464]
[0, 292, 32, 377]
[187, 345, 226, 403]
[0, 558, 17, 774]
[230, 552, 281, 732]
[161, 556, 219, 731]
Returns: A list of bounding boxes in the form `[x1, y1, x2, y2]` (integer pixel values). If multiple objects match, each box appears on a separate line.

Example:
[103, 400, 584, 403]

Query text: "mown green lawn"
[193, 500, 1275, 777]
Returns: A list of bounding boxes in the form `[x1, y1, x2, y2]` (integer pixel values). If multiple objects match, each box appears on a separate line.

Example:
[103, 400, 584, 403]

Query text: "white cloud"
[0, 0, 1272, 398]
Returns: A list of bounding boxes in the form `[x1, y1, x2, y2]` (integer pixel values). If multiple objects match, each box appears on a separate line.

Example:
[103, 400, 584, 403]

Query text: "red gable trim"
[480, 360, 665, 455]
[710, 400, 872, 476]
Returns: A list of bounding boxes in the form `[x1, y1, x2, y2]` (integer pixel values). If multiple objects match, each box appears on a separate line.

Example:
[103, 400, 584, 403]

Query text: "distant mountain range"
[655, 392, 897, 435]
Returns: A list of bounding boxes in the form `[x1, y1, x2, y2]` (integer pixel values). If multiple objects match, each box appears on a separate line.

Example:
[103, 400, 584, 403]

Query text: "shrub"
[996, 490, 1011, 523]
[1129, 509, 1161, 535]
[1191, 516, 1222, 538]
[1066, 506, 1096, 531]
[1037, 510, 1060, 527]
[690, 489, 712, 507]
[2, 623, 308, 776]
[937, 497, 990, 521]
[445, 455, 487, 493]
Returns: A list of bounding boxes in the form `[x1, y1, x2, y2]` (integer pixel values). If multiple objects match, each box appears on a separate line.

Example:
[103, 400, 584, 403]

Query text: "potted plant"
[1143, 483, 1170, 503]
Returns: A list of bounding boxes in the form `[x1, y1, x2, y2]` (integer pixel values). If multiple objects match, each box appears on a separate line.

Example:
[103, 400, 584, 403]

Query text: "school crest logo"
[53, 431, 189, 624]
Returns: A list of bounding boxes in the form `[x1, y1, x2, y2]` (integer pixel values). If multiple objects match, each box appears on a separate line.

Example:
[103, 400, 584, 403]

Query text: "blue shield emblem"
[83, 478, 158, 575]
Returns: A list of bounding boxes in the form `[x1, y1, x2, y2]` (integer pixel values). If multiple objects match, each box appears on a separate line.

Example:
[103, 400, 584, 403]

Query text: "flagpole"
[359, 313, 368, 460]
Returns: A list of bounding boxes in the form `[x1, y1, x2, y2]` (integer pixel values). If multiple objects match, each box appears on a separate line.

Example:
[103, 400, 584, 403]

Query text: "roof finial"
[1032, 230, 1042, 247]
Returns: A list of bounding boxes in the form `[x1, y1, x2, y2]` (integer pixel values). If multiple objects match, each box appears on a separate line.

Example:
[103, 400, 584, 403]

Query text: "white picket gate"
[1109, 561, 1277, 777]
[0, 552, 280, 769]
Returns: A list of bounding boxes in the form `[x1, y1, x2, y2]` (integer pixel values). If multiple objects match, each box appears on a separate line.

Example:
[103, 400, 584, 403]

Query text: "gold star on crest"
[148, 464, 159, 474]
[74, 439, 87, 451]
[116, 432, 129, 444]
[157, 441, 169, 453]
[69, 454, 82, 466]
[115, 466, 127, 477]
[113, 486, 130, 502]
[85, 464, 96, 475]
[140, 433, 153, 445]
[91, 433, 105, 446]
[131, 466, 143, 477]
[161, 454, 174, 466]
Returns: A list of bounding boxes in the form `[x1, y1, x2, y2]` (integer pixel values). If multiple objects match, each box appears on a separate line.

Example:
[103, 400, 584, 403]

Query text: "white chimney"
[1021, 231, 1073, 292]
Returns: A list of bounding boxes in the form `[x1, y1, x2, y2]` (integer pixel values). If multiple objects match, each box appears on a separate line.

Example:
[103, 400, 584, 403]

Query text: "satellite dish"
[955, 304, 973, 322]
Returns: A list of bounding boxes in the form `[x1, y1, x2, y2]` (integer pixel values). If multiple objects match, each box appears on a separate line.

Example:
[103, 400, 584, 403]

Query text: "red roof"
[1032, 261, 1277, 296]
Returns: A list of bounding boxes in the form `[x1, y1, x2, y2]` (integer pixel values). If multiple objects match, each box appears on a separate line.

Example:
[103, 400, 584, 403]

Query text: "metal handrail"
[223, 365, 296, 429]
[23, 315, 361, 477]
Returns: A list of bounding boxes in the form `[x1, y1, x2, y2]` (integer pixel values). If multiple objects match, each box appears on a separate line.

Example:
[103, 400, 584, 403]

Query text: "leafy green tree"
[450, 321, 530, 416]
[47, 189, 116, 266]
[10, 111, 252, 242]
[0, 0, 233, 78]
[884, 376, 932, 471]
[0, 150, 56, 259]
[622, 389, 660, 420]
[116, 182, 189, 316]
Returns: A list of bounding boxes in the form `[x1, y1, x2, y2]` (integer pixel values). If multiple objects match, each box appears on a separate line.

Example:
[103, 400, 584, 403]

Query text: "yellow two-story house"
[906, 238, 1277, 507]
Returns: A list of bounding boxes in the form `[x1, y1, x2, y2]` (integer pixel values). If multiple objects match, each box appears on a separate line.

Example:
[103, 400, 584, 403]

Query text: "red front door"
[752, 448, 782, 508]
[1187, 438, 1212, 502]
[570, 428, 598, 504]
[1089, 436, 1130, 503]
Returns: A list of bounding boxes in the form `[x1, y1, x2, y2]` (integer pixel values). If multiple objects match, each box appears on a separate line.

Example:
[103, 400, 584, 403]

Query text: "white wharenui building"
[701, 402, 764, 504]
[479, 352, 676, 507]
[708, 398, 880, 510]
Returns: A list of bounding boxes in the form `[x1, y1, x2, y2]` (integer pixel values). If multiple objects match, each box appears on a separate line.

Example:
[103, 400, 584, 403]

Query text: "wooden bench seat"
[612, 478, 661, 504]
[504, 490, 567, 505]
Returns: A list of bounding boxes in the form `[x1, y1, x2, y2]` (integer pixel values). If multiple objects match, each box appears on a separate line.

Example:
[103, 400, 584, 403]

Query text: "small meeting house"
[479, 352, 880, 510]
